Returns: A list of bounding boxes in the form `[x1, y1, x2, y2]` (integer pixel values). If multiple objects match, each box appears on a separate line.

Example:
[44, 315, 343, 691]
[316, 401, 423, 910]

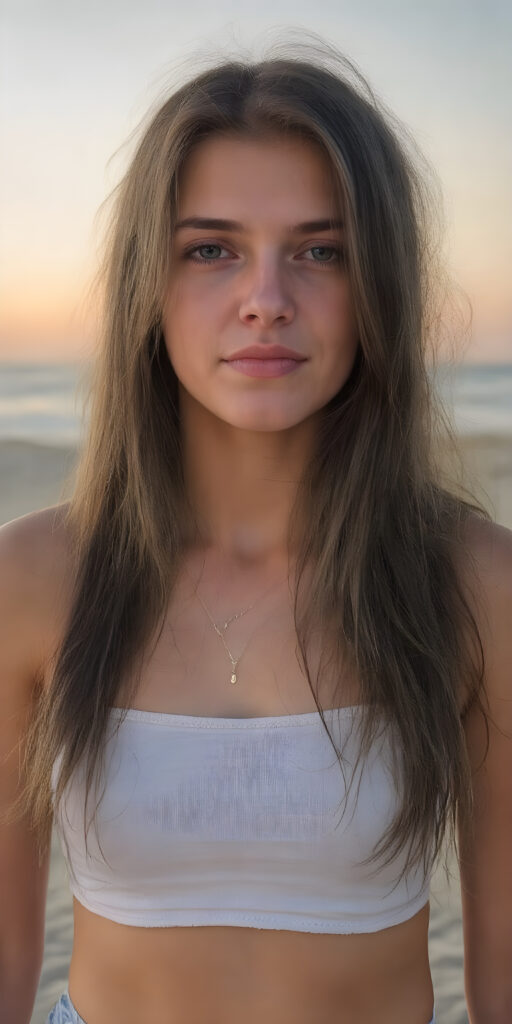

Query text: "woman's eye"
[183, 243, 344, 266]
[185, 243, 230, 263]
[305, 246, 343, 265]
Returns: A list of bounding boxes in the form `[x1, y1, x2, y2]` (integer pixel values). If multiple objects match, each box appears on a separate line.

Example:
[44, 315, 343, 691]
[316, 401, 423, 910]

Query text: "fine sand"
[1, 434, 510, 1024]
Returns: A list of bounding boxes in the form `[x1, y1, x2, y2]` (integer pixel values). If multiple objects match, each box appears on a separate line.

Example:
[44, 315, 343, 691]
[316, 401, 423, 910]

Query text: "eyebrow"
[174, 216, 344, 233]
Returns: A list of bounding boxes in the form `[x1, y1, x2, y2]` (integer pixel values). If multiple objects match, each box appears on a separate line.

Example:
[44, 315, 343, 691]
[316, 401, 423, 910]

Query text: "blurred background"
[1, 2, 511, 1022]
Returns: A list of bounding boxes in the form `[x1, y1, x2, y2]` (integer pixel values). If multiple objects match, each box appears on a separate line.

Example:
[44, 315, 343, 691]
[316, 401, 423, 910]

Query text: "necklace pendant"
[230, 673, 237, 685]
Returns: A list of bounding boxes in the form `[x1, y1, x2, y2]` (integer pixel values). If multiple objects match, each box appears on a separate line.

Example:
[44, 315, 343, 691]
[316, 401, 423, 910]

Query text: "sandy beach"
[1, 434, 510, 1024]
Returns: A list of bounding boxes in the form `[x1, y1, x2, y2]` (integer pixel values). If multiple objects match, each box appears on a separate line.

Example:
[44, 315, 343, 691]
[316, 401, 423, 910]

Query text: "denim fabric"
[45, 989, 87, 1024]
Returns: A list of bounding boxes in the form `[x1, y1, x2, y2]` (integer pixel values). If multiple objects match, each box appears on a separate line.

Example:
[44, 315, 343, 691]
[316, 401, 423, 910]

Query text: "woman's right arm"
[0, 510, 61, 1024]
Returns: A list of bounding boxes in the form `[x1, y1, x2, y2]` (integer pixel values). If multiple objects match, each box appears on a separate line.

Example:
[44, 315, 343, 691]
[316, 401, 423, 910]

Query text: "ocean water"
[0, 362, 87, 446]
[0, 359, 511, 445]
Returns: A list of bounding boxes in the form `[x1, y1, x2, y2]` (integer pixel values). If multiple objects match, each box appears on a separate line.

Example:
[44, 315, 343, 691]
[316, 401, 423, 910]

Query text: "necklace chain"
[194, 577, 285, 685]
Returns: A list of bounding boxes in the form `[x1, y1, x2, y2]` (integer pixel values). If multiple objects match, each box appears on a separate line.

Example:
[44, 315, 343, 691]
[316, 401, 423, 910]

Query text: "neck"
[179, 388, 319, 564]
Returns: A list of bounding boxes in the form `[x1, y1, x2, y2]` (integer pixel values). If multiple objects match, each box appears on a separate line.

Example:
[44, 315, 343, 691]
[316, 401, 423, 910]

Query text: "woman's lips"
[223, 358, 306, 378]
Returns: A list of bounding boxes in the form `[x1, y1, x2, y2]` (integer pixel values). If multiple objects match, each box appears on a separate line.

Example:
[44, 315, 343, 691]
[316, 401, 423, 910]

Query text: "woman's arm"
[459, 519, 512, 1024]
[0, 512, 57, 1024]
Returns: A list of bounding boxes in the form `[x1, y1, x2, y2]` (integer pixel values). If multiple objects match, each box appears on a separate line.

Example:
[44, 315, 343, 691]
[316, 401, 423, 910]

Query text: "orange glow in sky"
[2, 5, 511, 364]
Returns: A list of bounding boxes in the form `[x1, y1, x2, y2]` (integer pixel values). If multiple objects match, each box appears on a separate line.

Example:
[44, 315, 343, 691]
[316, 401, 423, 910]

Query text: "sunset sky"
[1, 0, 511, 364]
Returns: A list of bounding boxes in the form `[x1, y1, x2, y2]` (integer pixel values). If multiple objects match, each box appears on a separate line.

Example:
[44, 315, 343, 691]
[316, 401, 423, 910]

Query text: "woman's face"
[163, 133, 359, 432]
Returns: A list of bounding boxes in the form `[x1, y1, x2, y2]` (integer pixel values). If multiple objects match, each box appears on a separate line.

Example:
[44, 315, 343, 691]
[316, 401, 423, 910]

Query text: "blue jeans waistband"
[45, 989, 87, 1024]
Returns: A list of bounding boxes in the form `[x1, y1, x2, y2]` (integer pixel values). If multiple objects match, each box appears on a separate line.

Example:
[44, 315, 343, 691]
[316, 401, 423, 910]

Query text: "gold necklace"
[194, 578, 285, 685]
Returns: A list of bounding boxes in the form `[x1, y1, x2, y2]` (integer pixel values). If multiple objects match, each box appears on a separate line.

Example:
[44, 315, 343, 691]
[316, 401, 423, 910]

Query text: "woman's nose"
[238, 258, 295, 326]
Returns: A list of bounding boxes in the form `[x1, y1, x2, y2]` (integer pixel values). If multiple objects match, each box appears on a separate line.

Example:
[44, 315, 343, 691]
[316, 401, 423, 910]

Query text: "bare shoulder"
[0, 502, 74, 601]
[460, 514, 512, 640]
[458, 512, 512, 733]
[462, 512, 512, 577]
[0, 503, 76, 690]
[0, 499, 71, 553]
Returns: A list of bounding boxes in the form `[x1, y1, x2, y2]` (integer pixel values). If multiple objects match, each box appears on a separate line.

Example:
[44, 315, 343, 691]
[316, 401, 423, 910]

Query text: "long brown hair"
[7, 31, 491, 889]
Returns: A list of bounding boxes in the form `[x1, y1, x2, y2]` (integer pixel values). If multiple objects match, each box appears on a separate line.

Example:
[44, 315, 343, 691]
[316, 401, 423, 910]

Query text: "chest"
[55, 703, 426, 944]
[119, 577, 360, 719]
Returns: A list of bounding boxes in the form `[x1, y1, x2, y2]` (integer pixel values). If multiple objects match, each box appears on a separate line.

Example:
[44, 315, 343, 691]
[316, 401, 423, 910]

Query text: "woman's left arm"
[459, 519, 512, 1024]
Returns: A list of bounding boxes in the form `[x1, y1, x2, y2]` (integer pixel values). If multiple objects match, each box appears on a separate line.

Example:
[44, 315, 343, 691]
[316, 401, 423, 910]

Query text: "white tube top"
[51, 705, 430, 932]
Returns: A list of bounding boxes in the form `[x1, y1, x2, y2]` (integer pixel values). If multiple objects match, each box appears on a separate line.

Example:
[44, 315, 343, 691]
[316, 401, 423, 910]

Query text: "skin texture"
[11, 134, 498, 1024]
[65, 136, 436, 1024]
[162, 134, 360, 565]
[56, 135, 438, 1024]
[1, 134, 509, 1024]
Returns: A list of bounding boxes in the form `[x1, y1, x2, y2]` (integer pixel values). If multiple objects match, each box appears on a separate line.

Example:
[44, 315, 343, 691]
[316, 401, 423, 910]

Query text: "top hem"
[70, 887, 430, 933]
[109, 704, 367, 728]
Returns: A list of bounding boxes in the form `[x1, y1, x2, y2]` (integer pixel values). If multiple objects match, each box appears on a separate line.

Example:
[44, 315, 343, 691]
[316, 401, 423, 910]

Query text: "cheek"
[163, 279, 219, 349]
[161, 298, 216, 392]
[162, 285, 193, 360]
[320, 282, 359, 352]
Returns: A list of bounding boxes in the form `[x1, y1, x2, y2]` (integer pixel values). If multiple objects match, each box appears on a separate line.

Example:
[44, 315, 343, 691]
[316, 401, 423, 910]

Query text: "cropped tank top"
[51, 705, 431, 933]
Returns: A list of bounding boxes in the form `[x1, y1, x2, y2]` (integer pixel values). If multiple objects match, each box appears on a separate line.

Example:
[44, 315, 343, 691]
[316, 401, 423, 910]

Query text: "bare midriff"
[68, 898, 434, 1024]
[43, 537, 440, 1024]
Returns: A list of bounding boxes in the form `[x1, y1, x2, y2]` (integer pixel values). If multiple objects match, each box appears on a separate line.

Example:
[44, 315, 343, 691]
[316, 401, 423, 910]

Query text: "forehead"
[176, 134, 341, 221]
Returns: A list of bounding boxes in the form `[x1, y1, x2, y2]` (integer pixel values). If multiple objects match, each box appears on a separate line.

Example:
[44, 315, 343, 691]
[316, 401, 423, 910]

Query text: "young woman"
[1, 38, 511, 1024]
